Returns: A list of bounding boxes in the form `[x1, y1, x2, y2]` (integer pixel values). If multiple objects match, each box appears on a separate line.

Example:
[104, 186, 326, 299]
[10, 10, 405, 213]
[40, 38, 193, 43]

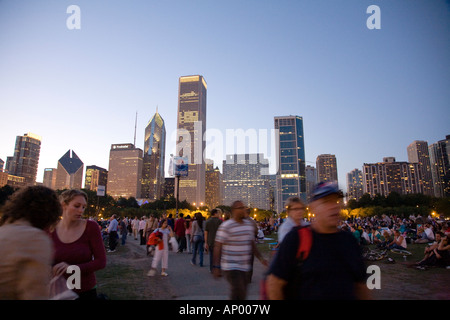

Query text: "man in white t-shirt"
[213, 200, 268, 300]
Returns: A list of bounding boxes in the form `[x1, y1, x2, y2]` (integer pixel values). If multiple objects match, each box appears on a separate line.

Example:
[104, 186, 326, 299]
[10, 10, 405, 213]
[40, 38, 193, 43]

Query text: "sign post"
[173, 156, 188, 216]
[96, 185, 106, 218]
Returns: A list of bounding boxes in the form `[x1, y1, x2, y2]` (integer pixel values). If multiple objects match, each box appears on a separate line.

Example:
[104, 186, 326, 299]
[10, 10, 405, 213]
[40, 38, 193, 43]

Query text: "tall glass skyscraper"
[176, 75, 207, 205]
[274, 116, 306, 213]
[141, 110, 166, 200]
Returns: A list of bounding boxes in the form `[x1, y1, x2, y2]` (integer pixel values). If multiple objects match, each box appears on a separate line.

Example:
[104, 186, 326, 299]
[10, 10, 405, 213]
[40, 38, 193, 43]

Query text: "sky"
[0, 0, 449, 194]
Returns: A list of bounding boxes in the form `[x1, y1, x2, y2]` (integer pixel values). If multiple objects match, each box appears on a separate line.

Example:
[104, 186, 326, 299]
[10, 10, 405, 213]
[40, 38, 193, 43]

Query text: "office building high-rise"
[428, 135, 450, 198]
[316, 154, 338, 183]
[54, 150, 84, 190]
[305, 165, 317, 201]
[176, 75, 207, 205]
[362, 157, 422, 197]
[407, 140, 433, 196]
[205, 160, 222, 210]
[141, 111, 166, 200]
[163, 177, 175, 199]
[347, 168, 364, 201]
[222, 154, 271, 210]
[108, 143, 143, 199]
[43, 168, 57, 189]
[8, 132, 41, 186]
[85, 165, 108, 193]
[274, 116, 306, 213]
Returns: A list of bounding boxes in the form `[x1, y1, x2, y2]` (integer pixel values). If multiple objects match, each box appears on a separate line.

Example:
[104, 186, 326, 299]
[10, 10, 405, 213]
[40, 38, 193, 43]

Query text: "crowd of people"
[338, 213, 450, 269]
[0, 183, 449, 301]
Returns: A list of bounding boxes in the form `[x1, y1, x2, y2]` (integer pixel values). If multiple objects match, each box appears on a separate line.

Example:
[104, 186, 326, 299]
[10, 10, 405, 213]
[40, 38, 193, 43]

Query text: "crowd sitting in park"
[339, 213, 450, 269]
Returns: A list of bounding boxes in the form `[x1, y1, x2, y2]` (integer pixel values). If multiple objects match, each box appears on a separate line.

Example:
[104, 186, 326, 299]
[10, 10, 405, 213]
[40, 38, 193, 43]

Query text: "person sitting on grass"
[416, 232, 442, 266]
[387, 229, 407, 251]
[416, 234, 450, 270]
[377, 230, 392, 249]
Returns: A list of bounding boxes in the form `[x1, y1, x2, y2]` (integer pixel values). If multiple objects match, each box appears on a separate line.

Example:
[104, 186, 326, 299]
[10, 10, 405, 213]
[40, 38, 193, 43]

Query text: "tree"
[386, 191, 401, 207]
[357, 193, 373, 208]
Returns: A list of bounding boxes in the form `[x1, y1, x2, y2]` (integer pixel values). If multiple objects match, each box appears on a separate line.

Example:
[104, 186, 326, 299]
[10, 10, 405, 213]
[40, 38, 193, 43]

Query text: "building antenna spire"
[133, 111, 138, 147]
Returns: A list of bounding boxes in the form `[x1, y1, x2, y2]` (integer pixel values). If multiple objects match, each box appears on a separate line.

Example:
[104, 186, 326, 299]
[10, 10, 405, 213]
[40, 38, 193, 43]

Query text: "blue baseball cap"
[311, 181, 343, 201]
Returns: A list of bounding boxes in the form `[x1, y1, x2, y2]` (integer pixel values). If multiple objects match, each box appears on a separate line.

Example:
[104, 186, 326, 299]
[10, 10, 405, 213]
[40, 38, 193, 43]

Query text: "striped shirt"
[215, 218, 255, 272]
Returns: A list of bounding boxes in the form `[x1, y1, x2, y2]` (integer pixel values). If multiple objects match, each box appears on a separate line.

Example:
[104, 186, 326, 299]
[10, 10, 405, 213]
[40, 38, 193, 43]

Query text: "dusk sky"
[1, 0, 449, 194]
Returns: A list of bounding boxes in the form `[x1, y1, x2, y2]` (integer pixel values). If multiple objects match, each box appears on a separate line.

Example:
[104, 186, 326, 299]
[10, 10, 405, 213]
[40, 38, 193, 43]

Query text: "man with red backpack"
[265, 182, 370, 300]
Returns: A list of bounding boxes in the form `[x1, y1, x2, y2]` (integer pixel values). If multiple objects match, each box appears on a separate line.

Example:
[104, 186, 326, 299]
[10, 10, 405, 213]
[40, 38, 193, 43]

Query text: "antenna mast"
[133, 111, 138, 147]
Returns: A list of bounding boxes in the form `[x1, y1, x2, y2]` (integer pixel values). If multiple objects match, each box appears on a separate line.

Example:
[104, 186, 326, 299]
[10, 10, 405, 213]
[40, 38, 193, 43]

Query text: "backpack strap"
[296, 226, 312, 260]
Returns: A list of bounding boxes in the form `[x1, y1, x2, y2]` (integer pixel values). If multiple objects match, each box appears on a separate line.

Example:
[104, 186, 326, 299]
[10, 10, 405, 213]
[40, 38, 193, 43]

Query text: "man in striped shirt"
[212, 200, 268, 299]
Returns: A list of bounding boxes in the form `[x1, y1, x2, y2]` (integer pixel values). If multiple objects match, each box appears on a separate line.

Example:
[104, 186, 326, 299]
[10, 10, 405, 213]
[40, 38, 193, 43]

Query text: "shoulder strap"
[296, 226, 312, 260]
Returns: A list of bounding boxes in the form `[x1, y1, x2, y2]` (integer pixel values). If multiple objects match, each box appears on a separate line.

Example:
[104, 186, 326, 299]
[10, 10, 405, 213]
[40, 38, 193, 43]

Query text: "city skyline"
[1, 1, 449, 194]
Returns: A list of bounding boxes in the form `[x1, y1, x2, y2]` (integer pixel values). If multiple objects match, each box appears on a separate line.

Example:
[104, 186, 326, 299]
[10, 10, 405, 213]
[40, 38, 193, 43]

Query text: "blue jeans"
[388, 243, 406, 251]
[191, 235, 204, 266]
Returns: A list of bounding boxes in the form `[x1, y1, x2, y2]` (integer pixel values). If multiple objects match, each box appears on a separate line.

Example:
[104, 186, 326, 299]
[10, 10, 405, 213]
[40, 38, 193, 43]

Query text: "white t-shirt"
[424, 227, 435, 241]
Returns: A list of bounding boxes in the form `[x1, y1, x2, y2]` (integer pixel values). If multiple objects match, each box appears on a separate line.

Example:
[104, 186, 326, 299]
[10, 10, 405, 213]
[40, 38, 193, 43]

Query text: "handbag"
[49, 275, 79, 300]
[169, 236, 179, 252]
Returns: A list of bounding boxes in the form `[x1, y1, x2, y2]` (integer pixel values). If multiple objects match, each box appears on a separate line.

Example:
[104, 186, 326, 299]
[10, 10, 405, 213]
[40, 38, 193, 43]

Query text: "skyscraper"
[316, 154, 338, 183]
[362, 157, 422, 197]
[205, 160, 222, 210]
[347, 168, 364, 201]
[108, 143, 143, 199]
[305, 165, 317, 201]
[176, 75, 207, 205]
[222, 154, 271, 210]
[43, 168, 57, 189]
[8, 132, 41, 186]
[428, 135, 450, 198]
[85, 165, 108, 193]
[54, 150, 84, 190]
[407, 140, 433, 196]
[141, 110, 166, 200]
[274, 115, 306, 213]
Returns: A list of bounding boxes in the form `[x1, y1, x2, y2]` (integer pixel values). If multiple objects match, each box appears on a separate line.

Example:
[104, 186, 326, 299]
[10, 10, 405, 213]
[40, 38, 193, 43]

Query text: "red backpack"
[147, 231, 164, 250]
[260, 226, 313, 300]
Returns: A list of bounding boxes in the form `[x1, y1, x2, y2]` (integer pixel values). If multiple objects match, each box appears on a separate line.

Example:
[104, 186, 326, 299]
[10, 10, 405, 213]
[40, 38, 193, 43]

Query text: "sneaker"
[190, 260, 196, 266]
[161, 272, 168, 276]
[107, 249, 116, 253]
[416, 266, 426, 270]
[147, 269, 156, 276]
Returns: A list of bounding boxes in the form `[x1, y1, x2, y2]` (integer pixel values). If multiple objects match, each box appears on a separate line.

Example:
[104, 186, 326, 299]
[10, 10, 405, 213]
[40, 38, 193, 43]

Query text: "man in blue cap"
[266, 181, 371, 300]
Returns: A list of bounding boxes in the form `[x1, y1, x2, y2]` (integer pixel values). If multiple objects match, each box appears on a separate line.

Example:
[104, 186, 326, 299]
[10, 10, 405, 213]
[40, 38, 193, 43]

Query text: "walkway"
[125, 236, 268, 300]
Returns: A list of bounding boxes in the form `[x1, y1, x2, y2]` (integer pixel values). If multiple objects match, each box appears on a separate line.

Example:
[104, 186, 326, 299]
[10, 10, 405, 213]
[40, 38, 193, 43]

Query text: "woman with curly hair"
[0, 186, 62, 299]
[50, 189, 106, 300]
